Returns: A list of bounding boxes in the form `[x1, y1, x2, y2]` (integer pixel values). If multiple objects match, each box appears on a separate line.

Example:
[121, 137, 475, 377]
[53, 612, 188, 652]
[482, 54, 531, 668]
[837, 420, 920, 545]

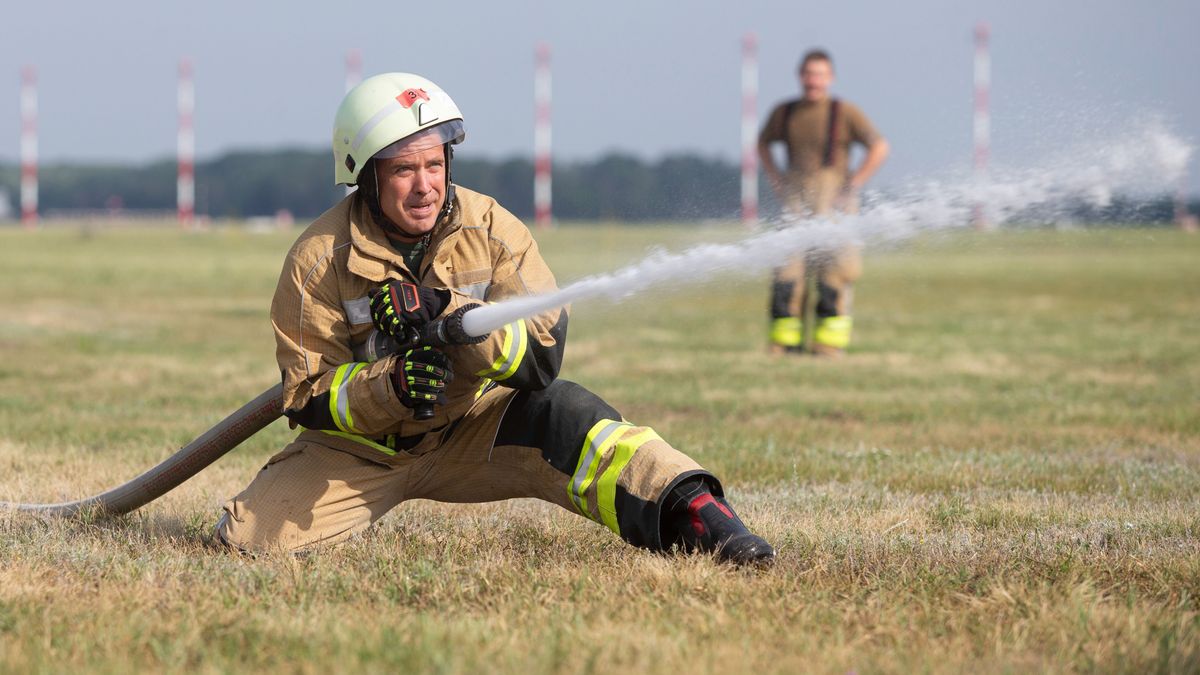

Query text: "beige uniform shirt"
[270, 187, 566, 461]
[759, 97, 880, 214]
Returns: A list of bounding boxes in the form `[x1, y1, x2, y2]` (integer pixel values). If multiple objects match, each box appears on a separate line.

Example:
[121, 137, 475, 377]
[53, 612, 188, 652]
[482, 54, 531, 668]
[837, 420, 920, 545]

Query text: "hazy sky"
[2, 0, 1197, 193]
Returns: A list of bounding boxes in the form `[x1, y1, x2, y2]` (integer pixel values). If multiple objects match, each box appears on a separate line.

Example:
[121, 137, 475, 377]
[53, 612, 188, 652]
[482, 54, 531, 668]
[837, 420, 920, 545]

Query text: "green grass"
[1, 221, 1198, 673]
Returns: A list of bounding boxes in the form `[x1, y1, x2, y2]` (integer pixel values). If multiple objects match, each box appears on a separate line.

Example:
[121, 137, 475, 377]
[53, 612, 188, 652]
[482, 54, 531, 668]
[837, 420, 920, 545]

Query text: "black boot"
[666, 479, 775, 566]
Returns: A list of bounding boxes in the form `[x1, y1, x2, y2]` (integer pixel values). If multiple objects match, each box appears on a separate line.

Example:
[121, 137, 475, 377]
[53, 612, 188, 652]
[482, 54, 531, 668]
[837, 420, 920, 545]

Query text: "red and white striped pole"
[973, 22, 990, 229]
[20, 66, 38, 229]
[740, 33, 758, 228]
[344, 49, 363, 197]
[344, 48, 362, 94]
[177, 58, 195, 229]
[533, 43, 552, 230]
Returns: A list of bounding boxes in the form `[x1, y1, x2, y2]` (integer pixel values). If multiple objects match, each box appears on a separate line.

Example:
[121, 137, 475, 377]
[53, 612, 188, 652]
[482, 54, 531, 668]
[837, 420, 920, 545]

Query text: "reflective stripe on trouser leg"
[568, 420, 665, 535]
[769, 317, 803, 347]
[813, 315, 853, 349]
[494, 379, 715, 550]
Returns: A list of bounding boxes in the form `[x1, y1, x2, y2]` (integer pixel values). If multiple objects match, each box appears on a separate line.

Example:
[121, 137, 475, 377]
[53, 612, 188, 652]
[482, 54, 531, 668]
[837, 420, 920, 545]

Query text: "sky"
[2, 0, 1197, 195]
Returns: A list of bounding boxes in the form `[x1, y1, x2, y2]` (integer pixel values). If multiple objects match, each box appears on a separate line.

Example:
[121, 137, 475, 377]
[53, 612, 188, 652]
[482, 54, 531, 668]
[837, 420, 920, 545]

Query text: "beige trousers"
[769, 175, 863, 352]
[216, 380, 710, 553]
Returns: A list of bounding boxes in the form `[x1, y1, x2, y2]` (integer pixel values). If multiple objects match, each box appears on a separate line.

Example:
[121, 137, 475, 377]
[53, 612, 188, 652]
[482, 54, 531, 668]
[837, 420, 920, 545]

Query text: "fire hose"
[0, 384, 284, 518]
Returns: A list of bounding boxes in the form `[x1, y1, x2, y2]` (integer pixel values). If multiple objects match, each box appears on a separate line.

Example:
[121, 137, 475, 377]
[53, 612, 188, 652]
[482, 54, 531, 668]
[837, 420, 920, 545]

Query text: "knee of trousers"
[213, 511, 256, 554]
[826, 247, 863, 285]
[772, 256, 806, 285]
[208, 485, 372, 554]
[213, 504, 370, 556]
[496, 379, 623, 475]
[213, 507, 297, 555]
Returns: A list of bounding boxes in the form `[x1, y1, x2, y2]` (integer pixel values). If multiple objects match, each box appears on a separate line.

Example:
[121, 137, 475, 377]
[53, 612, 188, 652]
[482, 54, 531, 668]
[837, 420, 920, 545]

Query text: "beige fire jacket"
[270, 186, 567, 461]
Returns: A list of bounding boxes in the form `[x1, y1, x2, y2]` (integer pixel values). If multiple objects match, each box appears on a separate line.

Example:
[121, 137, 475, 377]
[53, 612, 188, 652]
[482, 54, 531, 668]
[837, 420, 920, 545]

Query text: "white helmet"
[332, 72, 466, 186]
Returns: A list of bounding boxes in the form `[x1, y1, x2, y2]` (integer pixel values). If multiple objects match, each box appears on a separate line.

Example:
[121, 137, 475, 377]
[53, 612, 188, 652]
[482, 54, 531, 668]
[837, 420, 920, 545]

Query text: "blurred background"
[0, 0, 1196, 225]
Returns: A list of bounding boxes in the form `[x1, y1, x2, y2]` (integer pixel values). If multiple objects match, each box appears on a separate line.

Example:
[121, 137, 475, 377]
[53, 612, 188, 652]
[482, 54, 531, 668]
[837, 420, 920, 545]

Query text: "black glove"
[390, 346, 454, 409]
[370, 281, 450, 339]
[370, 281, 486, 347]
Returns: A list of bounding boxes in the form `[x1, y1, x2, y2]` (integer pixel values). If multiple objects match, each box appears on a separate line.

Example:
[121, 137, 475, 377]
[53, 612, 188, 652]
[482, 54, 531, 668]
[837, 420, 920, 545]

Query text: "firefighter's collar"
[347, 194, 462, 282]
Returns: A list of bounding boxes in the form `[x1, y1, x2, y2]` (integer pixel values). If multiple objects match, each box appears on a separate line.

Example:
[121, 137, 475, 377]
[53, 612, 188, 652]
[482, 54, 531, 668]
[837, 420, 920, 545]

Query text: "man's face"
[800, 59, 834, 100]
[375, 143, 446, 238]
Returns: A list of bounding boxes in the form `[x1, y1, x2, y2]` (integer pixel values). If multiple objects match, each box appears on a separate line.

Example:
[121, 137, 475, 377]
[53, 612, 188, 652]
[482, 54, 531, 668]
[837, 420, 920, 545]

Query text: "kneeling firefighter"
[216, 73, 774, 565]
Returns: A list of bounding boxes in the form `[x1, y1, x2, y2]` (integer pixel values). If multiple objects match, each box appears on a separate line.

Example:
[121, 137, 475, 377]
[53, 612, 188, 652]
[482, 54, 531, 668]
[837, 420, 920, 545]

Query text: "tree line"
[0, 149, 742, 222]
[0, 149, 1188, 224]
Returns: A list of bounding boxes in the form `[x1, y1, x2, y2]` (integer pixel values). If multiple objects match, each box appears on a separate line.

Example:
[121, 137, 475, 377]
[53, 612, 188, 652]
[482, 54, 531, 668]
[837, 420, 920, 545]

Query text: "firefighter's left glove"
[370, 281, 451, 339]
[389, 346, 454, 408]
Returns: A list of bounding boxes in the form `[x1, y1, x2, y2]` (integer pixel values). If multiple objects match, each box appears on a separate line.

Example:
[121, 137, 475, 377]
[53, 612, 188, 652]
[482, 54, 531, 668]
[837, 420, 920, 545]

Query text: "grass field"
[1, 221, 1197, 673]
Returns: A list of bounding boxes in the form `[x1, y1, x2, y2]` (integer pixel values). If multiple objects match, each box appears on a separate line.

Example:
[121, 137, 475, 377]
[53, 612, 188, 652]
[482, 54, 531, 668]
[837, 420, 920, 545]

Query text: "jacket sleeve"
[845, 102, 882, 147]
[442, 208, 567, 391]
[758, 102, 788, 145]
[271, 242, 410, 435]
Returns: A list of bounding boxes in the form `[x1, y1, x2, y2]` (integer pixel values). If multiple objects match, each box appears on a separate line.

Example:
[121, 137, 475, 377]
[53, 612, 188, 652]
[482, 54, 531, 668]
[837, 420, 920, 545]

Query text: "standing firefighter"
[216, 73, 775, 566]
[759, 49, 889, 357]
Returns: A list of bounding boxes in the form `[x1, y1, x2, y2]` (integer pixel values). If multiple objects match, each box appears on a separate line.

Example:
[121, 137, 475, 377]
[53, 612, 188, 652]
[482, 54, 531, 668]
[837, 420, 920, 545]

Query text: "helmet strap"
[440, 143, 456, 222]
[360, 159, 404, 235]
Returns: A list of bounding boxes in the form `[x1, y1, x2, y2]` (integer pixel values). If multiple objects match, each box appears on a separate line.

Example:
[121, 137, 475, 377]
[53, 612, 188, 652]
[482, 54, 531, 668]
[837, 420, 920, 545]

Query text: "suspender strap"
[822, 98, 841, 168]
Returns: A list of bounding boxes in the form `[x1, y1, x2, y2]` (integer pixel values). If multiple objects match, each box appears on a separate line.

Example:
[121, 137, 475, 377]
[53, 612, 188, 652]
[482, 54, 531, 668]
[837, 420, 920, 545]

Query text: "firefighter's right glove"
[370, 282, 451, 339]
[389, 346, 454, 409]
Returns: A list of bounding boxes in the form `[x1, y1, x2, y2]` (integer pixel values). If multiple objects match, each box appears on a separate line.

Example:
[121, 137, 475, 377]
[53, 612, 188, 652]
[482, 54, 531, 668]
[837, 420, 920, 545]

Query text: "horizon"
[1, 0, 1197, 196]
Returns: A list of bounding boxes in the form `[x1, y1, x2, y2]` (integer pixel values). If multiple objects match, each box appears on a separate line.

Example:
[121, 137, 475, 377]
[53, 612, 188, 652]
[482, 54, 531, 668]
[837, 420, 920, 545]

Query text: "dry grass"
[0, 221, 1197, 673]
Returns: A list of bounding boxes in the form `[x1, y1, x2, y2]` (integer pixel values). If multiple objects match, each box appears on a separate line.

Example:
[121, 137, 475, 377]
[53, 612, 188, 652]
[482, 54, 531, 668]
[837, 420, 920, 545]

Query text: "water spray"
[3, 124, 1191, 517]
[464, 122, 1193, 333]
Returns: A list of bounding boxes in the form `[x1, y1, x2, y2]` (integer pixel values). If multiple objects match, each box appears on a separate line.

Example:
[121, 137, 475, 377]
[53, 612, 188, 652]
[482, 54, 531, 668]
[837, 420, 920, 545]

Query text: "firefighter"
[215, 73, 775, 566]
[759, 49, 889, 357]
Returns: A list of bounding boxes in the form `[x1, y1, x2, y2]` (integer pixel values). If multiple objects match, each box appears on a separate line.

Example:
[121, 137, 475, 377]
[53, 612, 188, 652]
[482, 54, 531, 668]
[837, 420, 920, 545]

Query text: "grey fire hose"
[0, 384, 284, 518]
[1, 331, 410, 518]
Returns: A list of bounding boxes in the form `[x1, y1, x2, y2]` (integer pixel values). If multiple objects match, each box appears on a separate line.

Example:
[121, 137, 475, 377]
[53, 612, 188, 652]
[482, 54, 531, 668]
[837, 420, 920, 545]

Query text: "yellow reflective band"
[813, 315, 853, 349]
[475, 318, 527, 381]
[770, 317, 803, 347]
[568, 418, 630, 519]
[320, 430, 398, 456]
[595, 427, 661, 535]
[329, 362, 367, 433]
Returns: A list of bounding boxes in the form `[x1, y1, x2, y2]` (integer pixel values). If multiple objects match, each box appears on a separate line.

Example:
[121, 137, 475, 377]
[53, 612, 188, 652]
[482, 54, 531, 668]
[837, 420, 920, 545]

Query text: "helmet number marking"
[396, 88, 430, 109]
